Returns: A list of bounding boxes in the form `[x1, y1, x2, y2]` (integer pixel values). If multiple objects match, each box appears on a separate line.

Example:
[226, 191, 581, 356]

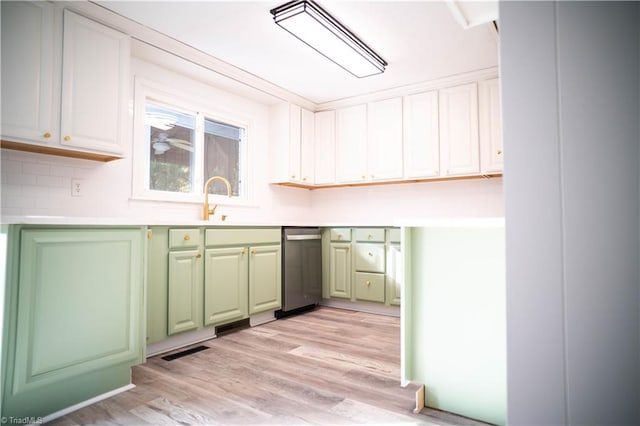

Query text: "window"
[133, 80, 248, 204]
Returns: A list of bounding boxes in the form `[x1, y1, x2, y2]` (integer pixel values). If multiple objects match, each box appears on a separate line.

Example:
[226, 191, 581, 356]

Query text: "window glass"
[204, 118, 243, 196]
[141, 99, 247, 201]
[146, 103, 196, 193]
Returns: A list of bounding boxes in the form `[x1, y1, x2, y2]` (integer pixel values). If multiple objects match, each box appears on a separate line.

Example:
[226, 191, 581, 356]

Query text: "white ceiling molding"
[446, 1, 498, 29]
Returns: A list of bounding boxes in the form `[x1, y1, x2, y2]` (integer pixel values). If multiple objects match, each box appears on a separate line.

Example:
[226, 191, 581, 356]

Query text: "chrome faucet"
[203, 176, 232, 220]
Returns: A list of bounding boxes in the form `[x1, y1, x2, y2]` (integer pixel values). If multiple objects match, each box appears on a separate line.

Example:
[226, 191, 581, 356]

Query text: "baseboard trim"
[319, 298, 400, 317]
[41, 384, 135, 424]
[147, 327, 217, 357]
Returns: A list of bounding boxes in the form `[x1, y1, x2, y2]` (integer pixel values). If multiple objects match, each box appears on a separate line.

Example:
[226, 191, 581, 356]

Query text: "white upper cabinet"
[300, 108, 315, 183]
[403, 91, 440, 179]
[335, 104, 368, 183]
[367, 97, 403, 181]
[60, 10, 129, 156]
[270, 103, 314, 184]
[479, 78, 503, 173]
[439, 82, 480, 176]
[1, 1, 58, 143]
[314, 110, 336, 185]
[1, 5, 130, 160]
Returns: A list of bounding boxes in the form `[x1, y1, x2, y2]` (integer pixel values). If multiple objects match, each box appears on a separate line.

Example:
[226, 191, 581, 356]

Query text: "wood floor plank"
[49, 307, 489, 426]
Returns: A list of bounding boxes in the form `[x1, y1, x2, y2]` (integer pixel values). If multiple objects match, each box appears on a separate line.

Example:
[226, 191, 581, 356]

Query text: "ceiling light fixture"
[270, 0, 387, 78]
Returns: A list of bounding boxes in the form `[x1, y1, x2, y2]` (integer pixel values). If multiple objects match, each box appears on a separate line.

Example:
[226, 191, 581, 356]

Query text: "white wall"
[501, 2, 639, 425]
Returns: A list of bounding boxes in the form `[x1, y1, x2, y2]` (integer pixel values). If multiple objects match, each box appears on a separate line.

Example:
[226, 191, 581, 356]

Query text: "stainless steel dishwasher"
[276, 227, 322, 318]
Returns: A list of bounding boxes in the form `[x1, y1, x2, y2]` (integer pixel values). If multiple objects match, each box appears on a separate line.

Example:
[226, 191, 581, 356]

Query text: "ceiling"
[96, 1, 498, 105]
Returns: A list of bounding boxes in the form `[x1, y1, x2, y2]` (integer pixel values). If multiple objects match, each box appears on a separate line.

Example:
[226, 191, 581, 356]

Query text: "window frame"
[132, 77, 250, 205]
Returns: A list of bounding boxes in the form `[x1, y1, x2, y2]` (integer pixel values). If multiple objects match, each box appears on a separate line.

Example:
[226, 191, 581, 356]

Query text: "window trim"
[132, 77, 251, 206]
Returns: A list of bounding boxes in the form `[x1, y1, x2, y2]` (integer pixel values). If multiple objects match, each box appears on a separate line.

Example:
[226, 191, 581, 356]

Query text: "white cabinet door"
[336, 104, 367, 183]
[439, 83, 480, 176]
[300, 108, 315, 184]
[60, 10, 129, 156]
[314, 110, 336, 185]
[479, 78, 503, 173]
[1, 1, 58, 143]
[287, 104, 302, 181]
[367, 97, 403, 181]
[403, 91, 440, 178]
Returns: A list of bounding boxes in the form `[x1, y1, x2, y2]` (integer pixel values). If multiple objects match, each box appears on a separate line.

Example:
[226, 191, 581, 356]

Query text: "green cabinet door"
[3, 227, 144, 419]
[204, 246, 248, 326]
[249, 245, 282, 314]
[386, 243, 402, 306]
[168, 249, 202, 335]
[329, 242, 352, 299]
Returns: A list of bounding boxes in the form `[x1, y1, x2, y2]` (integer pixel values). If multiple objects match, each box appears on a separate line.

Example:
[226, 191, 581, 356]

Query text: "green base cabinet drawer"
[354, 228, 385, 242]
[169, 228, 202, 248]
[354, 243, 385, 273]
[354, 272, 385, 303]
[330, 228, 352, 242]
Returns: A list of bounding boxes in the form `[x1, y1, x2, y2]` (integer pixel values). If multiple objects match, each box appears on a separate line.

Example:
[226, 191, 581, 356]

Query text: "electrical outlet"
[71, 179, 84, 197]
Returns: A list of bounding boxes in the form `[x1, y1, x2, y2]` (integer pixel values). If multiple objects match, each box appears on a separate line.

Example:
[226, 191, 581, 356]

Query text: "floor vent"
[216, 318, 250, 336]
[161, 345, 209, 361]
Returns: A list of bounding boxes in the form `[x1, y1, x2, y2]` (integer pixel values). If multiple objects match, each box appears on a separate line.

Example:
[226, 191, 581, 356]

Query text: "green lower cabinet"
[204, 247, 248, 326]
[2, 227, 145, 419]
[168, 249, 202, 335]
[249, 245, 282, 314]
[354, 272, 385, 303]
[329, 242, 352, 299]
[386, 243, 402, 306]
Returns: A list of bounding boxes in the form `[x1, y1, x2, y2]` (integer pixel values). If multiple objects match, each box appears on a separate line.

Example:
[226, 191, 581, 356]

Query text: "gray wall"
[501, 2, 639, 425]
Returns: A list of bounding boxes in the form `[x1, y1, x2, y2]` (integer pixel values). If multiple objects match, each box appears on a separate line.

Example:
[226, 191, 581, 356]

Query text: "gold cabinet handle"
[147, 230, 153, 239]
[195, 253, 202, 259]
[43, 132, 52, 139]
[64, 135, 71, 142]
[184, 234, 190, 241]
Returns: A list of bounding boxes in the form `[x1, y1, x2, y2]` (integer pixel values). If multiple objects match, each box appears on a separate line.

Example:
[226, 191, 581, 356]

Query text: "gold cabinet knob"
[302, 177, 307, 181]
[337, 234, 342, 240]
[147, 230, 153, 239]
[195, 253, 202, 259]
[368, 252, 373, 256]
[365, 280, 371, 287]
[497, 150, 503, 155]
[64, 135, 71, 142]
[43, 132, 52, 138]
[361, 175, 366, 180]
[183, 234, 190, 241]
[434, 170, 439, 175]
[241, 249, 246, 255]
[251, 249, 256, 255]
[291, 175, 296, 179]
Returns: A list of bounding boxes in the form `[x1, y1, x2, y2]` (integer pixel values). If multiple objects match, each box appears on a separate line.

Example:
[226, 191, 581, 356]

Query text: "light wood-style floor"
[50, 307, 490, 425]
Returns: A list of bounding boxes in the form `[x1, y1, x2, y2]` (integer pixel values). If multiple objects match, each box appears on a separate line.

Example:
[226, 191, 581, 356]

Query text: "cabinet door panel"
[300, 108, 315, 183]
[204, 247, 248, 326]
[336, 104, 367, 183]
[439, 83, 480, 176]
[386, 243, 402, 306]
[249, 245, 282, 314]
[1, 1, 57, 143]
[404, 91, 440, 178]
[314, 110, 336, 185]
[288, 104, 302, 181]
[12, 229, 143, 395]
[329, 243, 352, 299]
[480, 78, 503, 173]
[168, 250, 201, 335]
[60, 10, 129, 155]
[368, 97, 403, 181]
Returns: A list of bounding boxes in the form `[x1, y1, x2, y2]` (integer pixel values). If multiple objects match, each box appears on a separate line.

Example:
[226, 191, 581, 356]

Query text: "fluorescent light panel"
[271, 0, 387, 78]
